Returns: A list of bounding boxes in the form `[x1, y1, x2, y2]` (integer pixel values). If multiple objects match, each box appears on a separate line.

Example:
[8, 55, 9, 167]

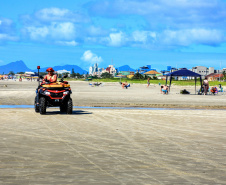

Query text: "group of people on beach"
[13, 66, 221, 96]
[147, 78, 169, 94]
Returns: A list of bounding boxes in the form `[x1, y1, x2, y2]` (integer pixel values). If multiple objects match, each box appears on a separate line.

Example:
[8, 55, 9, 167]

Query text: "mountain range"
[0, 60, 88, 74]
[0, 61, 136, 74]
[116, 65, 136, 72]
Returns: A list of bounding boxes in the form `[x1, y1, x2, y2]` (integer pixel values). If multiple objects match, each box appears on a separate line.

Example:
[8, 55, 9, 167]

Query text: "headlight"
[63, 91, 69, 95]
[45, 91, 50, 95]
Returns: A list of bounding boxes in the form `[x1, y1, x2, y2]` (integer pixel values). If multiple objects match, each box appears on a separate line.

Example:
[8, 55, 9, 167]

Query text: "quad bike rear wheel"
[34, 101, 39, 113]
[39, 97, 46, 114]
[66, 98, 73, 114]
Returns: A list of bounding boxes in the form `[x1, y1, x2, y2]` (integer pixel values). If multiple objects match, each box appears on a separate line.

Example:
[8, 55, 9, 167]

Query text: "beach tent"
[166, 68, 202, 94]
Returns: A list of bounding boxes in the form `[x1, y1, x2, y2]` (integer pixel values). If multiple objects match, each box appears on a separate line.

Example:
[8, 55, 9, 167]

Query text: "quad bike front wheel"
[66, 98, 73, 114]
[39, 97, 46, 114]
[60, 104, 67, 113]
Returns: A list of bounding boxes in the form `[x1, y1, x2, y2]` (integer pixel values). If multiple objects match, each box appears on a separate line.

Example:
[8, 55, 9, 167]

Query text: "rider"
[44, 67, 57, 83]
[36, 67, 57, 105]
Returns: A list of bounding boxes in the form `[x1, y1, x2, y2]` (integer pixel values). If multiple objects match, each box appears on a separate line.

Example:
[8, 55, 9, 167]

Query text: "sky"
[0, 0, 226, 71]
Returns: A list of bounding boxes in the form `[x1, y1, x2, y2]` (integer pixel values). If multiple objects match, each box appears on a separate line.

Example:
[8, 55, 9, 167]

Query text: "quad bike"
[34, 67, 73, 114]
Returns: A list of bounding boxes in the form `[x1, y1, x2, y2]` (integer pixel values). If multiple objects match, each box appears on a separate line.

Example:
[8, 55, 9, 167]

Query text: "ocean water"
[0, 105, 196, 110]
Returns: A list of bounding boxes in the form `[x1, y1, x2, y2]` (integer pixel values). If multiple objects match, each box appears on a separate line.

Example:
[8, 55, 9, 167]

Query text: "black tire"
[34, 96, 40, 112]
[66, 98, 73, 114]
[34, 101, 40, 112]
[60, 104, 67, 112]
[39, 97, 46, 114]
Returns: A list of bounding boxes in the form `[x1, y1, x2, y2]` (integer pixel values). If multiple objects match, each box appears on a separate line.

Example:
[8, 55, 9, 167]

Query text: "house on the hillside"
[144, 70, 161, 78]
[206, 73, 224, 81]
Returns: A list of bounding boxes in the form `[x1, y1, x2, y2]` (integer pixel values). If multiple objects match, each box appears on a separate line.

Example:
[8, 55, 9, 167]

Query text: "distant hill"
[0, 60, 32, 74]
[117, 65, 136, 72]
[0, 61, 88, 74]
[37, 65, 88, 74]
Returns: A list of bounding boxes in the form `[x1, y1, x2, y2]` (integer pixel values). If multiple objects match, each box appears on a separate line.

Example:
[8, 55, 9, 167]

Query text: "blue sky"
[0, 0, 226, 71]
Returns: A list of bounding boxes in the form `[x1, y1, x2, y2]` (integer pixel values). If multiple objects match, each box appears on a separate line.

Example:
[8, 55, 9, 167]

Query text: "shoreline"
[1, 103, 226, 110]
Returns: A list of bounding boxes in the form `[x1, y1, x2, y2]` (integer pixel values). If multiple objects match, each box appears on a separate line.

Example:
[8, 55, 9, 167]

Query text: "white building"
[89, 66, 94, 75]
[102, 65, 117, 76]
[89, 63, 117, 77]
[25, 71, 35, 75]
[191, 66, 215, 78]
[89, 63, 99, 76]
[57, 69, 71, 77]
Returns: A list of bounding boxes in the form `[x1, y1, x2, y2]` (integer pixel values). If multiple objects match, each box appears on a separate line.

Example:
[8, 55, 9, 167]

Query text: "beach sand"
[0, 80, 226, 109]
[0, 80, 226, 184]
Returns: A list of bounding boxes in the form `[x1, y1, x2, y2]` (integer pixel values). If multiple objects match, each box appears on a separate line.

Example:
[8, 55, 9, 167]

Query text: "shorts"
[162, 89, 167, 92]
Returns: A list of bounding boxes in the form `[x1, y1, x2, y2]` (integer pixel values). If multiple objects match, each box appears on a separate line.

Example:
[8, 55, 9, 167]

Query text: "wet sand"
[0, 80, 226, 184]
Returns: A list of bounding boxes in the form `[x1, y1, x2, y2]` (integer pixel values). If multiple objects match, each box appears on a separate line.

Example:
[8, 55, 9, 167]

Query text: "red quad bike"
[34, 66, 73, 114]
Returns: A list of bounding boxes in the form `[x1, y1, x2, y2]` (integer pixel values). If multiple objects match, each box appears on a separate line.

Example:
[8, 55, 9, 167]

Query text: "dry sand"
[0, 80, 226, 184]
[0, 80, 226, 109]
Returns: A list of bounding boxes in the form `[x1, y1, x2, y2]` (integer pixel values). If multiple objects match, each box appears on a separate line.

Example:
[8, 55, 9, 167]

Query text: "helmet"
[46, 67, 54, 72]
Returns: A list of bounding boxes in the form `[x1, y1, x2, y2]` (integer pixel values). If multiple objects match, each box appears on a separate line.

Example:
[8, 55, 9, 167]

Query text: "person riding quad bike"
[34, 67, 73, 114]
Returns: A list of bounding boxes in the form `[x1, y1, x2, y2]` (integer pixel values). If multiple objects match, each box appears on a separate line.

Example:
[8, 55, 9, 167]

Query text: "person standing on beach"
[44, 67, 57, 83]
[203, 77, 209, 95]
[147, 78, 150, 87]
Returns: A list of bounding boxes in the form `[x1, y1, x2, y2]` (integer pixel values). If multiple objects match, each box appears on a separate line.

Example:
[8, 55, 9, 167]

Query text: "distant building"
[89, 63, 103, 76]
[144, 70, 161, 78]
[102, 65, 117, 76]
[89, 66, 94, 75]
[89, 63, 117, 77]
[137, 65, 155, 74]
[206, 73, 224, 81]
[57, 69, 71, 77]
[191, 66, 214, 77]
[94, 63, 98, 73]
[118, 71, 134, 78]
[160, 67, 178, 75]
[25, 71, 35, 75]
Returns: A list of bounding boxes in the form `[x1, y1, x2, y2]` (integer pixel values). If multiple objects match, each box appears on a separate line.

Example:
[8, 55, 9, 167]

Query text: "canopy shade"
[165, 69, 202, 94]
[166, 68, 201, 77]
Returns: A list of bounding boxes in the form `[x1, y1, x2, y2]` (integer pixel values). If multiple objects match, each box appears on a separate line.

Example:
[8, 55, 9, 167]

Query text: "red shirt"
[44, 74, 57, 83]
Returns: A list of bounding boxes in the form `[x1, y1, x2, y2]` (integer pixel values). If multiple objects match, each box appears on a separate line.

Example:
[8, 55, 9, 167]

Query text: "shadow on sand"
[43, 110, 93, 115]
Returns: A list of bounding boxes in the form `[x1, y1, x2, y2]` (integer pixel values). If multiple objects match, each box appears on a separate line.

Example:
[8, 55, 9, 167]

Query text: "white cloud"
[50, 22, 75, 39]
[88, 0, 226, 29]
[34, 7, 89, 23]
[132, 31, 156, 43]
[108, 31, 126, 46]
[56, 40, 78, 46]
[87, 26, 107, 36]
[0, 18, 14, 33]
[161, 29, 225, 46]
[25, 26, 49, 40]
[0, 33, 17, 42]
[24, 22, 76, 41]
[81, 50, 103, 64]
[0, 18, 18, 43]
